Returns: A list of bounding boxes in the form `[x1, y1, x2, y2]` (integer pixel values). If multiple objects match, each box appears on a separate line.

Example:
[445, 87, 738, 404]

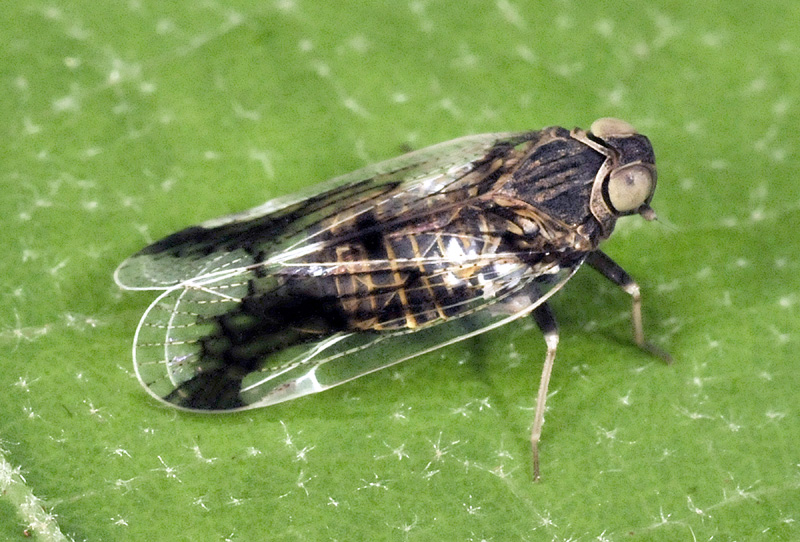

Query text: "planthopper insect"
[115, 117, 668, 480]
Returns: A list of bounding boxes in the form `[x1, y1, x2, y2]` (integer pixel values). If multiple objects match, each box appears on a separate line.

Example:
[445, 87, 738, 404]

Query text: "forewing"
[114, 131, 530, 291]
[119, 127, 589, 412]
[132, 255, 586, 411]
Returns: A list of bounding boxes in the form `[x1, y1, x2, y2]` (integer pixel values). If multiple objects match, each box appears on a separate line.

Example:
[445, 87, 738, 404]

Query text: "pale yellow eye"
[607, 164, 654, 212]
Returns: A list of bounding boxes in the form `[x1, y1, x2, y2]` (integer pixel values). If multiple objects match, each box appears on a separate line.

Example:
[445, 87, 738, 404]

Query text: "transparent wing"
[118, 127, 586, 412]
[114, 131, 530, 291]
[132, 257, 585, 411]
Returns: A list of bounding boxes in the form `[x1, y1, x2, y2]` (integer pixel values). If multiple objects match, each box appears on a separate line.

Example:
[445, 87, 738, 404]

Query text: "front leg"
[586, 250, 671, 362]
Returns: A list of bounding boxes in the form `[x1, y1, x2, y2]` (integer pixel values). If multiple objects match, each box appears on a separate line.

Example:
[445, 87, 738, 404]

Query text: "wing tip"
[113, 258, 137, 290]
[114, 255, 177, 291]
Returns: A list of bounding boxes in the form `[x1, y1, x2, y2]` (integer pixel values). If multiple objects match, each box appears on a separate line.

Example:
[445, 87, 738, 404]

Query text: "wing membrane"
[114, 132, 530, 291]
[132, 257, 584, 411]
[119, 128, 590, 411]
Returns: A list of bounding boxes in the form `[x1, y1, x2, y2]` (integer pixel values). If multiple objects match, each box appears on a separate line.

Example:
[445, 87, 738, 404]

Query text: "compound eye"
[607, 164, 655, 212]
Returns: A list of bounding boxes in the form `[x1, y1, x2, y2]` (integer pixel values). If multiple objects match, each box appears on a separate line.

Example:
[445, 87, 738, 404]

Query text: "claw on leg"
[621, 281, 672, 363]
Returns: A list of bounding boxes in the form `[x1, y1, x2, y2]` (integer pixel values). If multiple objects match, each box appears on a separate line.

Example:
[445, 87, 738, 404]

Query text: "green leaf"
[2, 1, 798, 540]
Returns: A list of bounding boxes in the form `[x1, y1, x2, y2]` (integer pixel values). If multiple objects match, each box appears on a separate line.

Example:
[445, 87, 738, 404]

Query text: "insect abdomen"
[311, 210, 528, 332]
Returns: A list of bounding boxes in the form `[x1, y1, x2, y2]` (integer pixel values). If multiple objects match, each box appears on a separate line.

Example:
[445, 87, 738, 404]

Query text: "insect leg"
[530, 301, 559, 482]
[586, 251, 671, 362]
